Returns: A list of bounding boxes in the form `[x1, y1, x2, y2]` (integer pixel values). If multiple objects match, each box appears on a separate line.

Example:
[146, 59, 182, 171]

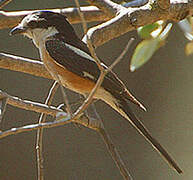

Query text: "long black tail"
[117, 98, 182, 174]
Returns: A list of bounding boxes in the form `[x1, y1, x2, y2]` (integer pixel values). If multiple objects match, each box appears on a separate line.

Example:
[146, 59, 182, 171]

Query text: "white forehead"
[20, 13, 38, 26]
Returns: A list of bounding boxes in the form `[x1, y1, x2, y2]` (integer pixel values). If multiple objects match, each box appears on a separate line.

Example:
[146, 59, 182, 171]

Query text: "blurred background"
[0, 1, 193, 180]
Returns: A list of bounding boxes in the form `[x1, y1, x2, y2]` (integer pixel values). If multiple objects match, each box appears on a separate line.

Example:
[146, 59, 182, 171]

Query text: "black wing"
[45, 36, 127, 97]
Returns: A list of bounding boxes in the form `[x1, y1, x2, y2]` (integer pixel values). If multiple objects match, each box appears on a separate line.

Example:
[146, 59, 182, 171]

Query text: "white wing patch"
[65, 43, 109, 70]
[65, 43, 94, 61]
[83, 71, 95, 80]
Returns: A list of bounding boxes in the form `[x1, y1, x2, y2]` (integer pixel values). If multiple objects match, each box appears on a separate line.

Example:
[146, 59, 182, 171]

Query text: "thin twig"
[73, 0, 105, 118]
[108, 37, 134, 72]
[74, 0, 88, 33]
[87, 102, 133, 180]
[73, 72, 105, 119]
[0, 89, 103, 140]
[59, 84, 72, 117]
[0, 109, 103, 139]
[0, 114, 73, 139]
[0, 0, 12, 9]
[73, 41, 136, 119]
[74, 1, 133, 180]
[0, 96, 8, 127]
[36, 81, 59, 180]
[0, 90, 61, 116]
[98, 127, 133, 180]
[87, 0, 125, 16]
[74, 0, 104, 71]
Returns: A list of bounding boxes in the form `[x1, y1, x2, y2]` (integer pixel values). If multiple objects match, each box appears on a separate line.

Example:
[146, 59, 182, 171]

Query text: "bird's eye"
[28, 20, 37, 28]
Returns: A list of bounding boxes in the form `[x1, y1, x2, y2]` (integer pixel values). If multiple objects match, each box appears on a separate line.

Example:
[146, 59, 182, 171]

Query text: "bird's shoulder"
[45, 33, 101, 80]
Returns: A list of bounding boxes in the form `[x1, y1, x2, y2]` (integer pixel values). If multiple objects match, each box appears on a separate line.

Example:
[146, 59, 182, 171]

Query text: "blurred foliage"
[130, 21, 172, 71]
[178, 17, 193, 56]
[130, 16, 193, 71]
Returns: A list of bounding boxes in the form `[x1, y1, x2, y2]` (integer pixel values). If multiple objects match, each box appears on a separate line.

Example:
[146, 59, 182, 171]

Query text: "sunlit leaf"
[130, 38, 160, 72]
[131, 23, 172, 71]
[185, 41, 193, 55]
[137, 21, 164, 39]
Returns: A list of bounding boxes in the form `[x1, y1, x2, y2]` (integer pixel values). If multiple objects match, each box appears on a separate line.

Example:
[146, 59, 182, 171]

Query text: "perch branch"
[83, 0, 193, 47]
[1, 1, 192, 48]
[0, 6, 108, 29]
[158, 0, 170, 9]
[0, 0, 149, 30]
[0, 90, 61, 116]
[87, 0, 125, 16]
[0, 113, 95, 139]
[0, 89, 102, 140]
[0, 53, 52, 79]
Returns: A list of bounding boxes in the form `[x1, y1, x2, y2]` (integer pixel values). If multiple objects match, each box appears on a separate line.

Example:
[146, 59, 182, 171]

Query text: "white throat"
[24, 27, 59, 48]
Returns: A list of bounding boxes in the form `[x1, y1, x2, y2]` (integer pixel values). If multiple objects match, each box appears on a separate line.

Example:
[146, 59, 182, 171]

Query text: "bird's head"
[10, 11, 76, 47]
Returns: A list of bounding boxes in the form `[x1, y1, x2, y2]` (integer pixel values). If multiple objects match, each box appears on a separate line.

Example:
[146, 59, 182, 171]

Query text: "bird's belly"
[41, 49, 96, 94]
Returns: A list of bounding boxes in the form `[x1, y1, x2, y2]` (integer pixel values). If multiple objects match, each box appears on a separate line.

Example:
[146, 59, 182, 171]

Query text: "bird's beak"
[9, 25, 27, 36]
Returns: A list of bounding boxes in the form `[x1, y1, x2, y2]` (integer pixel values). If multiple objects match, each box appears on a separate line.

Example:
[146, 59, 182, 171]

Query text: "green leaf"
[130, 23, 172, 71]
[130, 38, 160, 72]
[137, 21, 164, 39]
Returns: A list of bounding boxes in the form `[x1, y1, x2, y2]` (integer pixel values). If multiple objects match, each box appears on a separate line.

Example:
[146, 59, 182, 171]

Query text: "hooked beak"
[9, 25, 27, 36]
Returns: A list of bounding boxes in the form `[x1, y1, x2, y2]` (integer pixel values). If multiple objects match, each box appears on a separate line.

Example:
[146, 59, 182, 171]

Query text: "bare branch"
[0, 96, 8, 125]
[98, 127, 133, 180]
[74, 0, 88, 33]
[0, 6, 108, 29]
[158, 0, 170, 9]
[0, 121, 69, 139]
[83, 1, 193, 47]
[0, 90, 61, 116]
[0, 111, 103, 139]
[0, 89, 102, 140]
[108, 37, 134, 72]
[0, 0, 12, 9]
[1, 1, 193, 48]
[87, 0, 125, 16]
[59, 84, 72, 117]
[0, 53, 52, 79]
[72, 0, 105, 121]
[74, 2, 135, 179]
[36, 81, 59, 180]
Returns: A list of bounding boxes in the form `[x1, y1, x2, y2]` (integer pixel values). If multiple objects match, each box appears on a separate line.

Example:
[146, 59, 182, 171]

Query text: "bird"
[10, 11, 182, 173]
